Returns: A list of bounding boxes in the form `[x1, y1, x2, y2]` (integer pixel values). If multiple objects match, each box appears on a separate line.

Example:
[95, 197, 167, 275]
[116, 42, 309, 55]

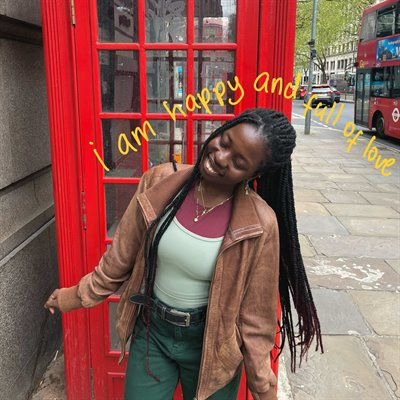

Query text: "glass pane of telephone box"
[99, 51, 140, 112]
[147, 51, 187, 113]
[148, 120, 186, 166]
[102, 119, 143, 178]
[194, 51, 235, 114]
[105, 183, 138, 237]
[97, 0, 138, 43]
[193, 120, 224, 162]
[194, 0, 237, 43]
[145, 0, 187, 43]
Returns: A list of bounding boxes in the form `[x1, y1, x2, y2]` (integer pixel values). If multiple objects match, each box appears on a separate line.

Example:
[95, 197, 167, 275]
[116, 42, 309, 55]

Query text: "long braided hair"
[139, 108, 322, 378]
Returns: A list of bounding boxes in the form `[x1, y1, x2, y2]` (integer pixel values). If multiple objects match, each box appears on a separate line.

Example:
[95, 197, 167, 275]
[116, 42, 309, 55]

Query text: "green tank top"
[153, 217, 223, 309]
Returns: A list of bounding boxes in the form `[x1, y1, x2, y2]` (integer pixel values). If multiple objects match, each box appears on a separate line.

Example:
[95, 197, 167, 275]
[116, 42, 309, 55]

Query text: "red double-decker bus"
[355, 0, 400, 139]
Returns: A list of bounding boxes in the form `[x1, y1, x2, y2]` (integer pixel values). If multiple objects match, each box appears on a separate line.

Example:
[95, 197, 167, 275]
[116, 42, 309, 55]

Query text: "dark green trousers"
[124, 300, 241, 400]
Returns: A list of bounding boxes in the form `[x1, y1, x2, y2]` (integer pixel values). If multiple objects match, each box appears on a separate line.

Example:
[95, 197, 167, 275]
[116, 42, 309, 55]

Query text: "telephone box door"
[41, 0, 296, 397]
[73, 1, 261, 398]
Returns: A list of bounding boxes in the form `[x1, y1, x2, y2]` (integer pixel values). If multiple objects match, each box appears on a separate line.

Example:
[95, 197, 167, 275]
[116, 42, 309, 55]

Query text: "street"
[291, 99, 400, 152]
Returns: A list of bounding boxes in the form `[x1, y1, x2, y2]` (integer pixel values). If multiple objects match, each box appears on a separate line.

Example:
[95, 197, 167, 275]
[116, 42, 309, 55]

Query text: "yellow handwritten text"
[163, 75, 244, 121]
[254, 72, 301, 99]
[303, 96, 396, 176]
[90, 70, 396, 177]
[89, 141, 110, 171]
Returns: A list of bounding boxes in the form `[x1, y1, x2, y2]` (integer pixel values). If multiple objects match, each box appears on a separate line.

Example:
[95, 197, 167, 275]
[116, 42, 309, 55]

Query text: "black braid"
[248, 108, 323, 371]
[138, 108, 323, 378]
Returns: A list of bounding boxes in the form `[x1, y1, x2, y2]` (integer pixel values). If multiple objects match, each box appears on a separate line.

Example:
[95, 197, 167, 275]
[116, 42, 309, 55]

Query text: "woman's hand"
[251, 390, 277, 400]
[44, 289, 61, 314]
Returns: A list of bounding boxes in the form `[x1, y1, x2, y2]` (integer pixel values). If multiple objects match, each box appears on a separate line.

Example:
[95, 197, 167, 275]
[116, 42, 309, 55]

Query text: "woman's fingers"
[45, 289, 61, 313]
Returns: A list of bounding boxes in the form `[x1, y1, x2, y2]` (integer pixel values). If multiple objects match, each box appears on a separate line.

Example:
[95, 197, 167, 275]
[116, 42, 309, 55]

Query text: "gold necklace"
[194, 180, 233, 223]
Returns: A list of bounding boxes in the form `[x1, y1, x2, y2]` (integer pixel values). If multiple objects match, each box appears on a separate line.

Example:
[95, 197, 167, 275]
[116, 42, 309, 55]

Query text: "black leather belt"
[129, 294, 207, 327]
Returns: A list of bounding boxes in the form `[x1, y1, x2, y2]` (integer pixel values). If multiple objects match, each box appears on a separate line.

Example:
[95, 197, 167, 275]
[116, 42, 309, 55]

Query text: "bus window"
[360, 12, 376, 41]
[396, 2, 400, 34]
[355, 71, 371, 126]
[393, 66, 400, 98]
[376, 7, 395, 38]
[372, 67, 392, 97]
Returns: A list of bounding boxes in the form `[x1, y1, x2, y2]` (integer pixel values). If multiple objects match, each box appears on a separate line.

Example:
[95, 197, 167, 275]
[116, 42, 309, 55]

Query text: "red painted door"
[41, 0, 296, 398]
[73, 1, 261, 399]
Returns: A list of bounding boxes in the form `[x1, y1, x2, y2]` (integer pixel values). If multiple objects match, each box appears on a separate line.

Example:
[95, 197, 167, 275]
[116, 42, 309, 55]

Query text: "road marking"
[292, 124, 400, 154]
[292, 112, 329, 128]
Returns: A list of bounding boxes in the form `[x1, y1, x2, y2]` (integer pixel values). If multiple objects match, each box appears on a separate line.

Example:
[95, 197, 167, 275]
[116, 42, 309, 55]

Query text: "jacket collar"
[137, 166, 264, 244]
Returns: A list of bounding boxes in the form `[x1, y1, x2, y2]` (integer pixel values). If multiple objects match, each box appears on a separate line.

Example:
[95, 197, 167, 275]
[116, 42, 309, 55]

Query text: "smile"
[204, 156, 221, 176]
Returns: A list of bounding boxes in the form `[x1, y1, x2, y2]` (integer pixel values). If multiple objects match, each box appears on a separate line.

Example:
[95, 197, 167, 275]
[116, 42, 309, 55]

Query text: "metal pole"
[305, 0, 318, 135]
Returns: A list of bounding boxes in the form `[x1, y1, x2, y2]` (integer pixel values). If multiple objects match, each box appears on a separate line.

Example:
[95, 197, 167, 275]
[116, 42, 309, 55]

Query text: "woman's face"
[199, 122, 268, 189]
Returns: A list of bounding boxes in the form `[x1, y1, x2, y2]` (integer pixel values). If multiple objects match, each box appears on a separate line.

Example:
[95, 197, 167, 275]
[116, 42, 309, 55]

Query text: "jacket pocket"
[218, 325, 243, 370]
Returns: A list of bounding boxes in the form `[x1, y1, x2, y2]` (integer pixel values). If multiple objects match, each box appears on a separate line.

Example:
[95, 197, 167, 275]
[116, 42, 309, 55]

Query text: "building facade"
[313, 39, 357, 89]
[0, 1, 61, 399]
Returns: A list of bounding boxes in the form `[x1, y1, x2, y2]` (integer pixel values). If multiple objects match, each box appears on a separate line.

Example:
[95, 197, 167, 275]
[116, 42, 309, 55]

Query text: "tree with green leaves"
[295, 0, 375, 83]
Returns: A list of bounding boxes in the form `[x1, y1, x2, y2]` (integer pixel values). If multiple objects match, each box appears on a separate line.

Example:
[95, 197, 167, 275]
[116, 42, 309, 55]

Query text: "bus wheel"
[376, 115, 386, 138]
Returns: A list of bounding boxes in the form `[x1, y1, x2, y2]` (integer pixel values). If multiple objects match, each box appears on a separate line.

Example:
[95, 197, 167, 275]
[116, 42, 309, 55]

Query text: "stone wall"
[0, 1, 62, 399]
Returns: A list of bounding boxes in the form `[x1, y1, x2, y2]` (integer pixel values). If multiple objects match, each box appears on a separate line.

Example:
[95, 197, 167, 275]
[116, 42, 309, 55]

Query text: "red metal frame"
[40, 1, 91, 399]
[257, 0, 297, 379]
[257, 0, 297, 119]
[40, 0, 297, 398]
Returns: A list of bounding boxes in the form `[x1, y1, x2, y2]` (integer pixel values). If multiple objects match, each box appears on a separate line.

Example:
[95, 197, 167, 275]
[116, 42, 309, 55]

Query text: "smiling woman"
[199, 123, 268, 200]
[45, 108, 322, 400]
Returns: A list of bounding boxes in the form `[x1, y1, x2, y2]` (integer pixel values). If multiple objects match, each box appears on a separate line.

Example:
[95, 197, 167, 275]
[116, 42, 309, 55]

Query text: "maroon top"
[176, 186, 233, 238]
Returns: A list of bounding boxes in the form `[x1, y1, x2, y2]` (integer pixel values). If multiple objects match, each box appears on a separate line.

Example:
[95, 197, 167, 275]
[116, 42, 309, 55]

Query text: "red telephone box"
[40, 1, 296, 399]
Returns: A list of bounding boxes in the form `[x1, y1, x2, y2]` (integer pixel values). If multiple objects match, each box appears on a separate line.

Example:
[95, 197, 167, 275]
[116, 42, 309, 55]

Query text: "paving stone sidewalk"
[31, 124, 400, 400]
[278, 124, 400, 400]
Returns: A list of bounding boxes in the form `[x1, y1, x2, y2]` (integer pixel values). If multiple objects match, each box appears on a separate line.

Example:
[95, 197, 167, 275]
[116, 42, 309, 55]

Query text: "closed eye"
[233, 158, 246, 170]
[219, 137, 229, 148]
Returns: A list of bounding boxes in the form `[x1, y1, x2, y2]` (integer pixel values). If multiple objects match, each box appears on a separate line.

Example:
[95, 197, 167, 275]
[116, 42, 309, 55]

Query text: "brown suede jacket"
[58, 163, 280, 400]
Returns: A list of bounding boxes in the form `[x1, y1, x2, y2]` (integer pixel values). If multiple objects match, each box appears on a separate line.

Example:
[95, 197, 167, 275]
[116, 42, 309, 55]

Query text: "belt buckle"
[170, 309, 191, 326]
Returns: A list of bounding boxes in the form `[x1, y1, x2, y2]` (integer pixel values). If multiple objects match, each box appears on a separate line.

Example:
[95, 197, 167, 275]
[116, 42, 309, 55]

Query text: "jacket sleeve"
[57, 169, 152, 312]
[239, 217, 280, 400]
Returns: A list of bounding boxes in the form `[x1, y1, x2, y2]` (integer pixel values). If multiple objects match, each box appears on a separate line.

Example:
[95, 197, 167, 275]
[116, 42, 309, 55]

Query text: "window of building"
[377, 6, 395, 37]
[344, 59, 348, 70]
[360, 12, 376, 41]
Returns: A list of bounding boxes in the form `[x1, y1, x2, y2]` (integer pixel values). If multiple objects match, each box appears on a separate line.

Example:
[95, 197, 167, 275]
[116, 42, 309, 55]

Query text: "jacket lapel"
[137, 165, 264, 243]
[137, 166, 194, 225]
[220, 182, 264, 250]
